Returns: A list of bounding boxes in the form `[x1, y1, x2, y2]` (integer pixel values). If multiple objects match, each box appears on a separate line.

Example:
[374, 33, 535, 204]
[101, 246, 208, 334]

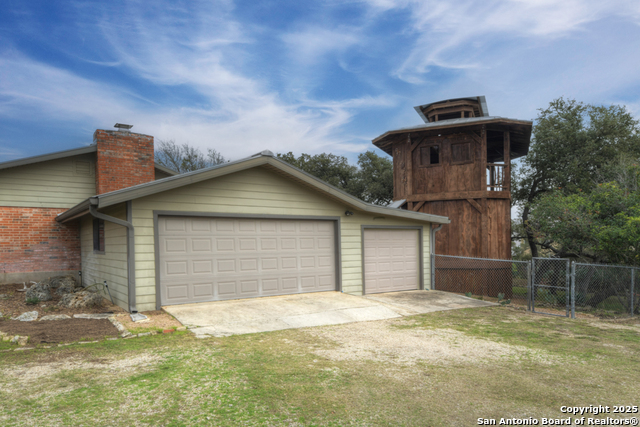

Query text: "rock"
[50, 275, 79, 295]
[17, 336, 29, 346]
[11, 311, 39, 321]
[39, 314, 72, 321]
[25, 282, 52, 302]
[2, 336, 11, 342]
[73, 313, 113, 319]
[58, 291, 104, 308]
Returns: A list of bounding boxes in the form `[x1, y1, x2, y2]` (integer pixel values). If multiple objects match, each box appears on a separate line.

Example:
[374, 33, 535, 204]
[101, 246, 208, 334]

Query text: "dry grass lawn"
[0, 306, 638, 426]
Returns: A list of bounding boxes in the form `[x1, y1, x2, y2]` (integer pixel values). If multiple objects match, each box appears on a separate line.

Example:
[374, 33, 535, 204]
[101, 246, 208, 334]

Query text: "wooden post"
[406, 134, 413, 197]
[481, 125, 487, 192]
[503, 130, 511, 191]
[480, 125, 488, 258]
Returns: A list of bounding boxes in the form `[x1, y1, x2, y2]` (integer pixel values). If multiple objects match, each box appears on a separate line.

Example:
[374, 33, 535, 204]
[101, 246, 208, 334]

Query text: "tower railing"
[487, 163, 506, 191]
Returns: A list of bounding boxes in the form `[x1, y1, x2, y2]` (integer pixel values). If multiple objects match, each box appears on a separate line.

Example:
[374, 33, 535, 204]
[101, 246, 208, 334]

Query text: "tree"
[355, 151, 393, 205]
[512, 98, 640, 258]
[155, 139, 226, 173]
[276, 151, 394, 205]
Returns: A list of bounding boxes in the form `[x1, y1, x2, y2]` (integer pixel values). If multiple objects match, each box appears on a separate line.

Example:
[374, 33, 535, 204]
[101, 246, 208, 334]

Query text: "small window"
[451, 142, 472, 164]
[93, 219, 105, 253]
[420, 144, 441, 167]
[430, 146, 440, 164]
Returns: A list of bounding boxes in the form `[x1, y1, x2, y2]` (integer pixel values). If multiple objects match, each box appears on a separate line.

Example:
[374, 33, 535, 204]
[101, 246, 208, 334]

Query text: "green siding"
[0, 154, 96, 208]
[80, 203, 129, 309]
[131, 165, 431, 312]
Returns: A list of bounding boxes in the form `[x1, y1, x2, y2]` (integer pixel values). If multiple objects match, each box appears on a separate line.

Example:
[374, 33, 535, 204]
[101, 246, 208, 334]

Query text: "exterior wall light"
[345, 210, 354, 216]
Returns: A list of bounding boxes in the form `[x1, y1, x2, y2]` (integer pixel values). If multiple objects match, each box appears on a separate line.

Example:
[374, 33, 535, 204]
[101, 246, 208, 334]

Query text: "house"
[1, 125, 449, 313]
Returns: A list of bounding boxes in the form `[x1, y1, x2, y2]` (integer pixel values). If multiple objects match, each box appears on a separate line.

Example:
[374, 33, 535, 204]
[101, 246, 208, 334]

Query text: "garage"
[158, 215, 337, 306]
[363, 228, 421, 294]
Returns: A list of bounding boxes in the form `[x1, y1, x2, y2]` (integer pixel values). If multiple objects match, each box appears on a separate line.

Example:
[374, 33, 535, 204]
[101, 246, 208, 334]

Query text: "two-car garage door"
[158, 216, 336, 306]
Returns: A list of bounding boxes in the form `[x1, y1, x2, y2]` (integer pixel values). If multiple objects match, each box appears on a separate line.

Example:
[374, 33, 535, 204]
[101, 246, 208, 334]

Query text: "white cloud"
[0, 1, 394, 161]
[280, 26, 362, 66]
[359, 0, 640, 83]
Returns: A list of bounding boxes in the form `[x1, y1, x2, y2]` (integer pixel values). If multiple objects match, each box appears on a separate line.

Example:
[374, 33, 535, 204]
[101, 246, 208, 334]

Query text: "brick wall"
[0, 207, 80, 275]
[94, 129, 155, 194]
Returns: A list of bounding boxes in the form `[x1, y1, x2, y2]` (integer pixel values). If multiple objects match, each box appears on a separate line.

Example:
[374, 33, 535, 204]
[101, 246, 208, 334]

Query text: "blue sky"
[1, 0, 640, 163]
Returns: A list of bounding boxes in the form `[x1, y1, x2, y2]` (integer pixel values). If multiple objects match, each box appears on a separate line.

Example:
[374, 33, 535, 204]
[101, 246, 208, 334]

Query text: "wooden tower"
[373, 96, 532, 260]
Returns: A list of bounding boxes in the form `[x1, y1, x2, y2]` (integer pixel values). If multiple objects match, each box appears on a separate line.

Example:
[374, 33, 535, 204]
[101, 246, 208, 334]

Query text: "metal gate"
[531, 258, 570, 317]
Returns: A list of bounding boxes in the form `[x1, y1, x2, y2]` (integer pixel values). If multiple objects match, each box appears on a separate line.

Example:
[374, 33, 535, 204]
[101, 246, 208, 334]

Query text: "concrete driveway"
[164, 290, 494, 338]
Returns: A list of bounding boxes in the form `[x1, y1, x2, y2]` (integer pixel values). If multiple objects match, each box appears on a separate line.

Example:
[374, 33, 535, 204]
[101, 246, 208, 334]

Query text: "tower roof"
[414, 96, 489, 123]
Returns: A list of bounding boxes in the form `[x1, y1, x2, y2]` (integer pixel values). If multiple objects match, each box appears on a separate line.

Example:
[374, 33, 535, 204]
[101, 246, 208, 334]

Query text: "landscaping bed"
[0, 318, 119, 344]
[0, 282, 126, 319]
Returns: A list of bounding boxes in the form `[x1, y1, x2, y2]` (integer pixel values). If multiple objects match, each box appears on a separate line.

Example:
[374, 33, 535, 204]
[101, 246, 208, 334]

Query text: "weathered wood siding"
[80, 203, 129, 309]
[0, 154, 96, 208]
[393, 127, 512, 261]
[421, 198, 510, 259]
[130, 166, 432, 312]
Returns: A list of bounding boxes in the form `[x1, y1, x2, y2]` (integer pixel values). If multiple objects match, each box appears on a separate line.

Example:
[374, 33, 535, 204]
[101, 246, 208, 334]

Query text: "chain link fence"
[432, 254, 530, 306]
[531, 258, 570, 316]
[573, 263, 639, 316]
[432, 254, 640, 317]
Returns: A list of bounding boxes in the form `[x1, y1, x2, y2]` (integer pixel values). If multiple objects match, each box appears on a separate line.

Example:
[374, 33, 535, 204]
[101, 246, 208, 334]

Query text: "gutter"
[430, 224, 443, 290]
[89, 199, 137, 313]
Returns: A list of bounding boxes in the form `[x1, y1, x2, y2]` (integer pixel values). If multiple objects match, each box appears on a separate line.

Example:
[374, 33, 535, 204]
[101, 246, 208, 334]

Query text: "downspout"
[430, 224, 443, 290]
[89, 199, 137, 313]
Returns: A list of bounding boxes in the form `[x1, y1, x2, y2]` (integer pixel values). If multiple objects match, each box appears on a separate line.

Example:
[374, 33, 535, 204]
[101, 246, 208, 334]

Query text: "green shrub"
[25, 297, 39, 305]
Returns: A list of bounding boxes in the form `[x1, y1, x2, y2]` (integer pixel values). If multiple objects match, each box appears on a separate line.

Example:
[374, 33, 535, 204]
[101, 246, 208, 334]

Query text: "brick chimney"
[94, 124, 155, 194]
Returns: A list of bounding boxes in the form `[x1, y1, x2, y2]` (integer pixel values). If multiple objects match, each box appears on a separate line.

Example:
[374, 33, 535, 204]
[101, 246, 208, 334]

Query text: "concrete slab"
[164, 292, 402, 338]
[163, 290, 495, 338]
[363, 290, 495, 315]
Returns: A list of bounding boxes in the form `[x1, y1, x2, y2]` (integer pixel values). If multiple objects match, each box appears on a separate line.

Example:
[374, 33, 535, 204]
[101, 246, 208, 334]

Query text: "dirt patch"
[0, 318, 119, 344]
[113, 310, 182, 332]
[0, 283, 126, 319]
[2, 353, 162, 385]
[307, 319, 560, 366]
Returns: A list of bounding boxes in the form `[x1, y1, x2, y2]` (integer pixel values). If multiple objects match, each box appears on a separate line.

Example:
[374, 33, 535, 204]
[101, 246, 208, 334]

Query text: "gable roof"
[0, 144, 177, 176]
[56, 150, 450, 225]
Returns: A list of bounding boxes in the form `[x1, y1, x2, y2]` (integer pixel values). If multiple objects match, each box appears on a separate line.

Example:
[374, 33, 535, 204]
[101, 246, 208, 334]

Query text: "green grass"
[0, 307, 638, 426]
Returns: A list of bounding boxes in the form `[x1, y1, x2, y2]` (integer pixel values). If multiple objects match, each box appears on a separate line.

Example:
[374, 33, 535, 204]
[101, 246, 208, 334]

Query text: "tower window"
[420, 144, 441, 167]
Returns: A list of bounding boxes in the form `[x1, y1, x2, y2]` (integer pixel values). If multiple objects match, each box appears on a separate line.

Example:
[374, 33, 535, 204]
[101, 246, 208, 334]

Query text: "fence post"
[531, 258, 536, 313]
[631, 268, 635, 315]
[571, 262, 576, 319]
[566, 260, 571, 317]
[431, 253, 435, 291]
[526, 261, 532, 311]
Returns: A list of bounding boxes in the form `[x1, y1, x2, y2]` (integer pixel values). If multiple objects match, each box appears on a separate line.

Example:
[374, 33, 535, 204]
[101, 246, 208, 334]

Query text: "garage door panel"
[364, 229, 419, 294]
[159, 217, 336, 305]
[192, 260, 213, 274]
[191, 239, 211, 252]
[193, 283, 213, 298]
[216, 239, 235, 251]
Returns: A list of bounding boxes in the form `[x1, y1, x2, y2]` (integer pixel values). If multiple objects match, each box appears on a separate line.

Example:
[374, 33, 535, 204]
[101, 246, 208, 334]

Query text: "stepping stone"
[11, 311, 38, 321]
[73, 313, 113, 319]
[40, 314, 72, 321]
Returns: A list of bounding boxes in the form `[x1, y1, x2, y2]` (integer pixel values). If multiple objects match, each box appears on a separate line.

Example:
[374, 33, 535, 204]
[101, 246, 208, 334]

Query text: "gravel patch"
[307, 319, 560, 366]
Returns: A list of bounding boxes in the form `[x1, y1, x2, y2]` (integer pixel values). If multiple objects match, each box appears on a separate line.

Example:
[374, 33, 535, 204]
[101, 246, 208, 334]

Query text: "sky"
[1, 0, 640, 164]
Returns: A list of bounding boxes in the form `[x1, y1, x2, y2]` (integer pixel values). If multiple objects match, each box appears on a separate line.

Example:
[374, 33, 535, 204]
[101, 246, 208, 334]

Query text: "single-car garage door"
[364, 228, 420, 294]
[158, 216, 336, 306]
